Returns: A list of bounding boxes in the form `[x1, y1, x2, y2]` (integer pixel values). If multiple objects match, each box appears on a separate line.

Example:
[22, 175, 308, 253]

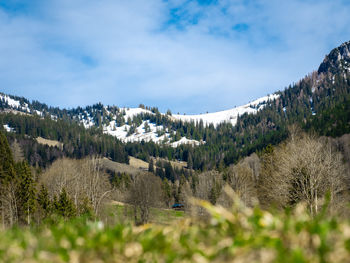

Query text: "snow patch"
[103, 120, 203, 147]
[1, 95, 20, 108]
[121, 108, 154, 122]
[81, 113, 94, 128]
[34, 110, 43, 116]
[0, 94, 31, 113]
[3, 124, 14, 132]
[170, 137, 203, 148]
[172, 94, 279, 127]
[104, 120, 169, 143]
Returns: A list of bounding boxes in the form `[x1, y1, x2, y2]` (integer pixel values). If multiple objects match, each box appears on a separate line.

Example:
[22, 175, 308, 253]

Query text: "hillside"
[1, 41, 350, 171]
[0, 92, 279, 147]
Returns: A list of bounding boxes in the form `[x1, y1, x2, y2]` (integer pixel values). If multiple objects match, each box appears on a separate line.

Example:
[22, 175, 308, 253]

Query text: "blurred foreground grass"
[1, 201, 350, 263]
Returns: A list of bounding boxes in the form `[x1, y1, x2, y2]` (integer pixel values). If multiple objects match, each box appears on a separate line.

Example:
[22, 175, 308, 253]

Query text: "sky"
[0, 0, 350, 114]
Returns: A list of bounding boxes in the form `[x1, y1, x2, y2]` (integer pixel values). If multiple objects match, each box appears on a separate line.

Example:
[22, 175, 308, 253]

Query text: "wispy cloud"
[0, 0, 350, 113]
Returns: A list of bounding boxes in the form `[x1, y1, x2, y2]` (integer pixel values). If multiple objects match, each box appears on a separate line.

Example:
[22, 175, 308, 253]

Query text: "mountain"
[318, 41, 350, 75]
[0, 92, 279, 147]
[1, 40, 350, 171]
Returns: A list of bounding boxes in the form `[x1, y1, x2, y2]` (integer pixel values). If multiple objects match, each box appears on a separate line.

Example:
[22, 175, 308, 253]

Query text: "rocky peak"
[318, 40, 350, 75]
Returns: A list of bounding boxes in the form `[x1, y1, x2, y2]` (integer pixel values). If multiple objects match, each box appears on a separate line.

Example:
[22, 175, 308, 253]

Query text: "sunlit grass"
[105, 204, 185, 226]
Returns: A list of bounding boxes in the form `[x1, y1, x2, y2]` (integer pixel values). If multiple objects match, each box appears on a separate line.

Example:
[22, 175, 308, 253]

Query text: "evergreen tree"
[79, 197, 94, 219]
[162, 178, 172, 207]
[15, 161, 36, 224]
[187, 154, 193, 170]
[0, 131, 16, 226]
[37, 184, 51, 218]
[165, 162, 175, 182]
[156, 167, 165, 179]
[54, 188, 76, 219]
[209, 185, 217, 205]
[148, 158, 154, 173]
[173, 184, 179, 203]
[144, 121, 151, 133]
[0, 131, 15, 182]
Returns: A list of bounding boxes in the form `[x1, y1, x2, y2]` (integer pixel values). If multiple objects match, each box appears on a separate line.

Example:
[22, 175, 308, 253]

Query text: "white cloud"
[0, 0, 349, 113]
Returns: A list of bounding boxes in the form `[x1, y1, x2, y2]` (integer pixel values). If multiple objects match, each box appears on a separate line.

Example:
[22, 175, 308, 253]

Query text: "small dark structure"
[172, 203, 185, 210]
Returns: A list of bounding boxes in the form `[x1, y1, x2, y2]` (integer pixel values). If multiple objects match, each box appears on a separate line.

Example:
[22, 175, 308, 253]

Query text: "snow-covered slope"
[3, 124, 14, 132]
[102, 107, 174, 144]
[0, 91, 279, 147]
[170, 137, 202, 148]
[101, 94, 278, 145]
[171, 94, 279, 127]
[103, 119, 203, 147]
[104, 120, 169, 144]
[121, 107, 153, 120]
[0, 94, 30, 113]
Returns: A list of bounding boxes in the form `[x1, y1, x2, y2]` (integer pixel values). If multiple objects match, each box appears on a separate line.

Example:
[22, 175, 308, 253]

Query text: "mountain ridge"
[0, 40, 350, 170]
[0, 90, 280, 146]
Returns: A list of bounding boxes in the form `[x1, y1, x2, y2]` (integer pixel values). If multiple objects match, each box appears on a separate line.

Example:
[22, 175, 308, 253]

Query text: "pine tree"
[156, 167, 165, 179]
[165, 162, 175, 182]
[0, 131, 17, 226]
[0, 131, 15, 182]
[144, 121, 151, 133]
[37, 184, 51, 218]
[162, 178, 172, 207]
[209, 185, 217, 205]
[79, 197, 94, 219]
[54, 188, 76, 219]
[187, 154, 193, 170]
[15, 161, 36, 225]
[148, 158, 154, 173]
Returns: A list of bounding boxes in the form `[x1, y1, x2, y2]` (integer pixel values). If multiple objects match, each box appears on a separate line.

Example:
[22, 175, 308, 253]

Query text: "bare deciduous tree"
[40, 156, 111, 217]
[190, 171, 222, 218]
[0, 179, 19, 227]
[218, 163, 257, 207]
[194, 171, 221, 201]
[41, 158, 77, 198]
[258, 132, 348, 216]
[127, 173, 162, 224]
[80, 157, 112, 215]
[10, 139, 24, 163]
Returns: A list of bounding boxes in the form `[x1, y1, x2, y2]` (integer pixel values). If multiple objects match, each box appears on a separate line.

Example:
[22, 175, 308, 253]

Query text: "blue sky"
[0, 0, 350, 114]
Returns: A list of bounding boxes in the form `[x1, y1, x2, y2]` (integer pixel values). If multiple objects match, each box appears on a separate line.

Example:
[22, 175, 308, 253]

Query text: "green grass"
[149, 207, 185, 225]
[1, 201, 350, 262]
[108, 204, 185, 225]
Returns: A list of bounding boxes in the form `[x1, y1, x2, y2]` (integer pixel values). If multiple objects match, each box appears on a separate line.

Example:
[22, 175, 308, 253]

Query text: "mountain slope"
[171, 94, 279, 127]
[0, 92, 279, 147]
[1, 40, 350, 171]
